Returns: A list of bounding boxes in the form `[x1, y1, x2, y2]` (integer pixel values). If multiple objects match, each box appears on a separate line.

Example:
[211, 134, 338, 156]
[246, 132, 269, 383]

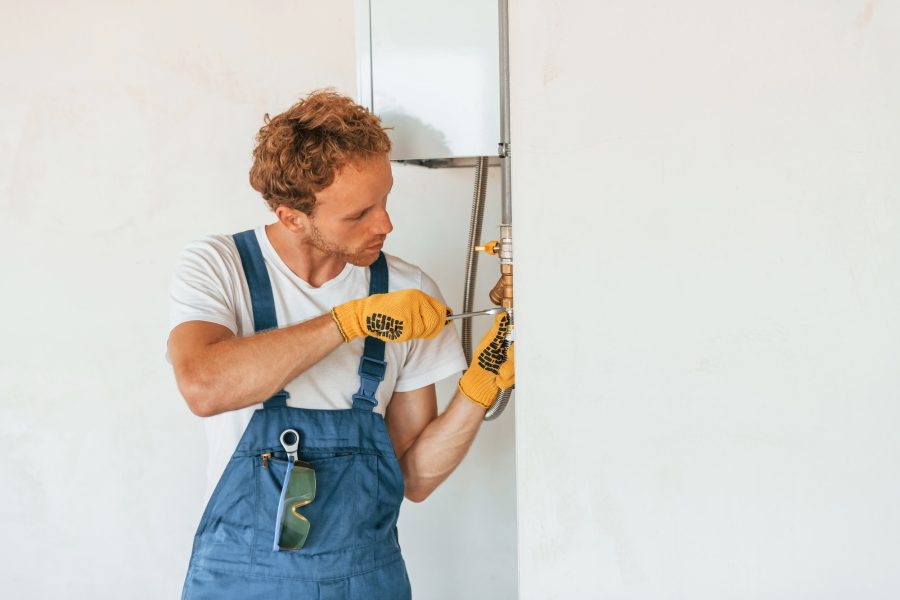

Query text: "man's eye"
[351, 209, 370, 220]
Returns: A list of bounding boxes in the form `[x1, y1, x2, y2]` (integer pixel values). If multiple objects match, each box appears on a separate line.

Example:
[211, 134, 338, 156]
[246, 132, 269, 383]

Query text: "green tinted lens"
[278, 464, 316, 550]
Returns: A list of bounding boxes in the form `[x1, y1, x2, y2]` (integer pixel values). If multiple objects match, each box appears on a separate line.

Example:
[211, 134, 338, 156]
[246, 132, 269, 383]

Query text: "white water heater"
[355, 0, 502, 165]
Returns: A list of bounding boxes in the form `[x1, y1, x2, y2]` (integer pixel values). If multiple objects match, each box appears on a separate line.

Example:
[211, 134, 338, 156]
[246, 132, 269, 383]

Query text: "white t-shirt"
[168, 226, 467, 496]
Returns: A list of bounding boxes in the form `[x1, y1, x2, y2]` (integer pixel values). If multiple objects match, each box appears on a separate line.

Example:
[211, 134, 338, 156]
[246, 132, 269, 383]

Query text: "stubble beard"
[306, 221, 379, 266]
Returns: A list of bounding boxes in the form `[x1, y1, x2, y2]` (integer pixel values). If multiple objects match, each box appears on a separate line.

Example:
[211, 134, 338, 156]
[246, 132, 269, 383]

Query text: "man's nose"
[374, 208, 393, 236]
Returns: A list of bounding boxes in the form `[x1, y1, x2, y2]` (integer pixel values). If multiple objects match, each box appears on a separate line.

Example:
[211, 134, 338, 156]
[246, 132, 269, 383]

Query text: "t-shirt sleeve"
[168, 239, 239, 336]
[393, 271, 469, 393]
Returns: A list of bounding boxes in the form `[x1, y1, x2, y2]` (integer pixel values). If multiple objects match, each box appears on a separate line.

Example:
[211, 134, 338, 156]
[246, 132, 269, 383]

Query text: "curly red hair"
[249, 89, 391, 214]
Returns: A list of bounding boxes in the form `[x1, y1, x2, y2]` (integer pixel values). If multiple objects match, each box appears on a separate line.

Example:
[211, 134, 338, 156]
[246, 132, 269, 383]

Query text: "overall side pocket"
[192, 456, 256, 566]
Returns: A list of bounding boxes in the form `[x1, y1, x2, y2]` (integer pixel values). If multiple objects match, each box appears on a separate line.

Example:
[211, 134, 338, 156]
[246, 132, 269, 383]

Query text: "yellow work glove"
[332, 289, 450, 343]
[459, 312, 515, 408]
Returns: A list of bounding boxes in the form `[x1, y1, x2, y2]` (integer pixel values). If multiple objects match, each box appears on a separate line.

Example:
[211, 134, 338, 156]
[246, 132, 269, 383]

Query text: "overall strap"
[233, 229, 289, 409]
[352, 252, 389, 411]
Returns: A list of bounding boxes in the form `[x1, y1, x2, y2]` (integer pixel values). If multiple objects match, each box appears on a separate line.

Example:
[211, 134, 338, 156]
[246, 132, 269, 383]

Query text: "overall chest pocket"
[255, 451, 379, 555]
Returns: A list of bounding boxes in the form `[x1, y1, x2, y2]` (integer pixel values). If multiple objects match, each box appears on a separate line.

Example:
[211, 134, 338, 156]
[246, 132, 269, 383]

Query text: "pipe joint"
[498, 225, 513, 265]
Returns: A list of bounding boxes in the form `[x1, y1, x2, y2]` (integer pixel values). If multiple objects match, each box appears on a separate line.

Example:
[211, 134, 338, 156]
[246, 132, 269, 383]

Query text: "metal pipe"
[498, 0, 512, 226]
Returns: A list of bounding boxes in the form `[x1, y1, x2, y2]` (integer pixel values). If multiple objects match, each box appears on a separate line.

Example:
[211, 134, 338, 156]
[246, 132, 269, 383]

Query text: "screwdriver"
[445, 307, 506, 321]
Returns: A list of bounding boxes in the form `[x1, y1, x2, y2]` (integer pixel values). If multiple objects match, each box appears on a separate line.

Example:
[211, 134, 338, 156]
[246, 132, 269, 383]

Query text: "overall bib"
[182, 230, 411, 600]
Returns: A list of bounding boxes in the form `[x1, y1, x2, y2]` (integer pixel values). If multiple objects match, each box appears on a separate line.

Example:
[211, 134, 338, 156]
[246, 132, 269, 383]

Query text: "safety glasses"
[275, 429, 317, 551]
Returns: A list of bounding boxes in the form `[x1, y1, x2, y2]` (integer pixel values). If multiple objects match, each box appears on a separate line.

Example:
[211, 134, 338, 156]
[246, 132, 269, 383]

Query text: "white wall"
[0, 1, 516, 597]
[512, 1, 900, 598]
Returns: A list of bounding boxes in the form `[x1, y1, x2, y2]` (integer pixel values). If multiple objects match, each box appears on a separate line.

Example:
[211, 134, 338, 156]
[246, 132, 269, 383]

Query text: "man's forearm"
[181, 314, 344, 416]
[399, 390, 487, 502]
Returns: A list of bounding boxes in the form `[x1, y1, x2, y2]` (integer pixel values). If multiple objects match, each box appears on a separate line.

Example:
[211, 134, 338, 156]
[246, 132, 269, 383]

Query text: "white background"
[6, 1, 899, 598]
[511, 1, 900, 598]
[0, 1, 516, 598]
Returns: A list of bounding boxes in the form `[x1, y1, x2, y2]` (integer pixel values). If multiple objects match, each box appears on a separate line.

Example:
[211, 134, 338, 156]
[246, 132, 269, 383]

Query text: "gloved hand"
[459, 312, 515, 408]
[332, 289, 450, 343]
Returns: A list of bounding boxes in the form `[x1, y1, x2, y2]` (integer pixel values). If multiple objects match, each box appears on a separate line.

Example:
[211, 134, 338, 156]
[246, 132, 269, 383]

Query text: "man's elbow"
[404, 483, 434, 503]
[175, 367, 219, 417]
[182, 385, 217, 417]
[185, 394, 216, 417]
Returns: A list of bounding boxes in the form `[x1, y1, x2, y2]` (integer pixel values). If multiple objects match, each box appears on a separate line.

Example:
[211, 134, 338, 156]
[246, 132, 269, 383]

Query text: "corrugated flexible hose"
[461, 157, 489, 364]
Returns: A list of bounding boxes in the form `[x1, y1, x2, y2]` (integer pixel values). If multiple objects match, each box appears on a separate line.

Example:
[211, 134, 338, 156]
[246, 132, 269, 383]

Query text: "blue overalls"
[181, 230, 412, 599]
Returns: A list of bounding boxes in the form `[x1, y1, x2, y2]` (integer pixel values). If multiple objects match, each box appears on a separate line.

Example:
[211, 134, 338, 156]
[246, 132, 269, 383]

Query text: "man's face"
[304, 154, 394, 266]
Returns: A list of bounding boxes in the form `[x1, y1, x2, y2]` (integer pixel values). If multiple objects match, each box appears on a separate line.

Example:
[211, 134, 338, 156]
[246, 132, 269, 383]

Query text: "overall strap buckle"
[352, 354, 387, 410]
[358, 355, 388, 380]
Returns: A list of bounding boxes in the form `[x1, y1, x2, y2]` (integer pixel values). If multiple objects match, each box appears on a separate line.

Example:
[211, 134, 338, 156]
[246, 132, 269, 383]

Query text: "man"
[168, 89, 514, 599]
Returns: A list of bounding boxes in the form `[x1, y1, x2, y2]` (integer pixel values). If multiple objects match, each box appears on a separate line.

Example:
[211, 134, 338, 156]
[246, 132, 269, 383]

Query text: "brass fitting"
[489, 264, 514, 308]
[475, 240, 499, 255]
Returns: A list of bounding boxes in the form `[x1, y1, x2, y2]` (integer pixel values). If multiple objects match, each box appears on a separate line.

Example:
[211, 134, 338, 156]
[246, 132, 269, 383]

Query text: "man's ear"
[274, 205, 310, 233]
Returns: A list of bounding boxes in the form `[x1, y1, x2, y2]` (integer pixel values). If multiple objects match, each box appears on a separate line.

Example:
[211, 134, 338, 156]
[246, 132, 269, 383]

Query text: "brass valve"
[489, 264, 514, 308]
[475, 240, 499, 255]
[477, 238, 513, 309]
